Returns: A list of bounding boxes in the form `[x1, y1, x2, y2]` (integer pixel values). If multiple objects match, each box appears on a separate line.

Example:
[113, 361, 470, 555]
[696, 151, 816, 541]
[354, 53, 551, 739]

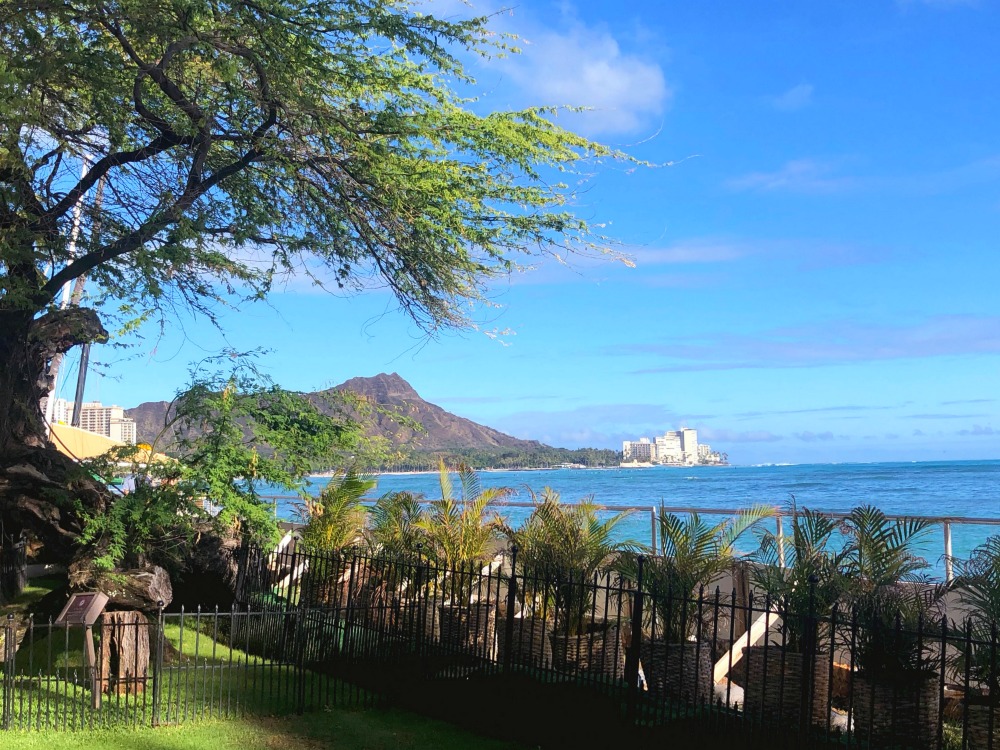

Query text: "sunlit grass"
[0, 708, 530, 749]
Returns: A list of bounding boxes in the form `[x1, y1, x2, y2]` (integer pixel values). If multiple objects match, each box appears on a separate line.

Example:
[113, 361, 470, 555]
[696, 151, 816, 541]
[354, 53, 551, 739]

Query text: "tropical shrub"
[842, 505, 948, 678]
[634, 504, 772, 642]
[517, 493, 636, 635]
[951, 535, 1000, 695]
[366, 490, 427, 560]
[752, 504, 849, 652]
[416, 461, 513, 600]
[299, 468, 376, 553]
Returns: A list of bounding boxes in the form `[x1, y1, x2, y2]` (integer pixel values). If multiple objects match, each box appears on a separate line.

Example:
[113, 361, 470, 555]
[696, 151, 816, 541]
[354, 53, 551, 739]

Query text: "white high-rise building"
[680, 428, 699, 465]
[52, 398, 137, 444]
[622, 437, 655, 463]
[655, 432, 683, 464]
[622, 427, 724, 466]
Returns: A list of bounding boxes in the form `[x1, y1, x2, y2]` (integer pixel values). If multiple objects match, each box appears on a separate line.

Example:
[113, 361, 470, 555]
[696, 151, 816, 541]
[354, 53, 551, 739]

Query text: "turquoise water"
[270, 460, 1000, 577]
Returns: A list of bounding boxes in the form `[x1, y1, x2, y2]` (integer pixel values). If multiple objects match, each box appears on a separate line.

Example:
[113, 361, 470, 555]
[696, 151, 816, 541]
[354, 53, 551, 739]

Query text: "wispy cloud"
[794, 431, 839, 442]
[904, 413, 991, 419]
[941, 398, 995, 405]
[430, 394, 556, 404]
[771, 84, 814, 112]
[698, 427, 783, 443]
[618, 314, 1000, 373]
[727, 159, 856, 193]
[735, 404, 903, 418]
[490, 402, 715, 448]
[629, 241, 749, 265]
[727, 155, 1000, 196]
[958, 424, 996, 436]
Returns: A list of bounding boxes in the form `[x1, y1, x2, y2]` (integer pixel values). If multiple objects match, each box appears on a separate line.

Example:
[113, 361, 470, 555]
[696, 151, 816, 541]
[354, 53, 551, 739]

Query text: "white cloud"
[618, 314, 1000, 373]
[502, 21, 670, 136]
[771, 84, 814, 112]
[727, 159, 855, 193]
[406, 1, 671, 137]
[698, 427, 783, 443]
[630, 241, 748, 265]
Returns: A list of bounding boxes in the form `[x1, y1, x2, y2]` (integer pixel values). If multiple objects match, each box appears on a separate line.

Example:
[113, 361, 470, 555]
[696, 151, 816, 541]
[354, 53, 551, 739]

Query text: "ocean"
[271, 460, 1000, 577]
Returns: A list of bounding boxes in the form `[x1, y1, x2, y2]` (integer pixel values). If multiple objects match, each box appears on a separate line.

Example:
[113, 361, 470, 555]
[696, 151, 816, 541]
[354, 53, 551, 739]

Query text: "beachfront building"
[51, 398, 137, 444]
[622, 427, 726, 466]
[621, 437, 655, 463]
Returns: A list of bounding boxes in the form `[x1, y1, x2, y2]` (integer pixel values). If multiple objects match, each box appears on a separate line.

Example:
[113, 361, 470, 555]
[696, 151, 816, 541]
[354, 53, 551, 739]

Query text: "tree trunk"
[99, 610, 151, 695]
[0, 307, 109, 558]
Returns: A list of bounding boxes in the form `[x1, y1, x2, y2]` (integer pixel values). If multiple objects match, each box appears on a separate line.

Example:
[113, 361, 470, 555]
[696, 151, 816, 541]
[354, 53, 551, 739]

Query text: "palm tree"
[299, 469, 376, 553]
[628, 504, 771, 701]
[950, 535, 1000, 748]
[747, 504, 848, 726]
[752, 505, 848, 651]
[297, 468, 376, 608]
[531, 496, 636, 634]
[416, 460, 513, 577]
[516, 493, 636, 680]
[366, 490, 426, 561]
[415, 461, 514, 654]
[644, 505, 773, 640]
[842, 505, 949, 748]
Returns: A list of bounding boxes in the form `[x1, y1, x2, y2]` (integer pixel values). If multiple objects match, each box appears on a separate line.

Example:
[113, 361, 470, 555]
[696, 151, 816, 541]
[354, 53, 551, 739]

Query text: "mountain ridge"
[125, 372, 550, 455]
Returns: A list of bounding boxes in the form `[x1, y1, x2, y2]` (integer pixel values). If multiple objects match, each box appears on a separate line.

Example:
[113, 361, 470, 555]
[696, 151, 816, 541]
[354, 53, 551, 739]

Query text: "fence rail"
[4, 544, 998, 749]
[262, 495, 1000, 581]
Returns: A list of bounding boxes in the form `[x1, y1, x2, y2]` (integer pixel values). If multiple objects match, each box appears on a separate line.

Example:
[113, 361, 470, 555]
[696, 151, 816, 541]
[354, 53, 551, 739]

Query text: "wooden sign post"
[54, 592, 109, 710]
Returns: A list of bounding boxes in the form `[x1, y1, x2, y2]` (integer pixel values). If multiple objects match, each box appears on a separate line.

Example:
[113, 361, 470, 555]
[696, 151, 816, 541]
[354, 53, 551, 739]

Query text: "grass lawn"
[0, 575, 63, 618]
[0, 706, 531, 749]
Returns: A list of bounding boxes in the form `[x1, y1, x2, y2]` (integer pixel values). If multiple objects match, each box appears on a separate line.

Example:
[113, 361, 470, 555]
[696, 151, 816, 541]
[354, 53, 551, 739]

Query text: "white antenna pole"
[43, 156, 91, 433]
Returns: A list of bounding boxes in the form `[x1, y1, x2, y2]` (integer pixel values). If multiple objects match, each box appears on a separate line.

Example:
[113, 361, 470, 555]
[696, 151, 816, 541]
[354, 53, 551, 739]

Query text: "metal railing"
[261, 495, 1000, 581]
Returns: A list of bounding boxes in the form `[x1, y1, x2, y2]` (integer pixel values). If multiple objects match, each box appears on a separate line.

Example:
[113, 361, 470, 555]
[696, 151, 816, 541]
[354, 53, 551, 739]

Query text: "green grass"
[0, 706, 531, 749]
[1, 576, 63, 619]
[4, 612, 345, 728]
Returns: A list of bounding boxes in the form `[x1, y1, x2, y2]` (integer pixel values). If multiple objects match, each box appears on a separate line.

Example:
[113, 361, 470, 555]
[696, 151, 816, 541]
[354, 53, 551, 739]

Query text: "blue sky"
[69, 0, 1000, 465]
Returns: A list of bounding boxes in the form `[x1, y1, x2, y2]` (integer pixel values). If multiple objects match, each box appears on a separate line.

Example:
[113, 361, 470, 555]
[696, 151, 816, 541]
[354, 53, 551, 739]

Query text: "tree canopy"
[2, 0, 621, 340]
[0, 0, 629, 563]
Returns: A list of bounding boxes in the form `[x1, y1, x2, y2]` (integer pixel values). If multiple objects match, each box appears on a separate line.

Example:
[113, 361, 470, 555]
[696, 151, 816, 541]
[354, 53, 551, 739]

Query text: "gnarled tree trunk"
[0, 307, 109, 559]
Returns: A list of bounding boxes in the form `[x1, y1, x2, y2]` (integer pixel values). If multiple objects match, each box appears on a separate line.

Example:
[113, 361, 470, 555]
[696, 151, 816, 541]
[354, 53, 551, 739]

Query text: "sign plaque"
[54, 591, 109, 627]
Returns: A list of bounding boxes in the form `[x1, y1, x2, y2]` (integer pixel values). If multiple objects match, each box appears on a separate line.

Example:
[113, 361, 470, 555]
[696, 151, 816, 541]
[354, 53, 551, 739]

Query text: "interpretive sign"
[54, 591, 109, 627]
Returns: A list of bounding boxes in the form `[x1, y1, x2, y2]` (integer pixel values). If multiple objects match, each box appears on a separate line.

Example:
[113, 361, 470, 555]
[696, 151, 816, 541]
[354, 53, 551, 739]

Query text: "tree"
[73, 360, 377, 602]
[0, 0, 626, 554]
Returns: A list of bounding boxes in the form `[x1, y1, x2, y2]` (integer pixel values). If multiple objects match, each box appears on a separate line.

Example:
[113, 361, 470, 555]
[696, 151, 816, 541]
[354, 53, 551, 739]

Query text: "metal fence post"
[943, 521, 954, 582]
[625, 556, 644, 725]
[295, 591, 307, 714]
[2, 613, 13, 730]
[801, 576, 818, 741]
[151, 601, 164, 727]
[502, 546, 518, 674]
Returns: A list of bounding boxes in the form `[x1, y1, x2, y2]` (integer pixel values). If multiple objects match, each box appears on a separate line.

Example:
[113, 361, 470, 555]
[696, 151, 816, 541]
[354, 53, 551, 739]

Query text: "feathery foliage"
[629, 504, 772, 642]
[300, 469, 376, 553]
[366, 490, 427, 560]
[951, 535, 1000, 694]
[507, 490, 635, 634]
[417, 461, 513, 571]
[842, 505, 948, 677]
[751, 504, 849, 651]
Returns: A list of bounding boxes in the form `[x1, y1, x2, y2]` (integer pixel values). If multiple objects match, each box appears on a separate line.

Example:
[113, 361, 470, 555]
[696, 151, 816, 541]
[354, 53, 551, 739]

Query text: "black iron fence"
[236, 542, 998, 750]
[3, 544, 998, 749]
[0, 537, 27, 604]
[1, 604, 374, 731]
